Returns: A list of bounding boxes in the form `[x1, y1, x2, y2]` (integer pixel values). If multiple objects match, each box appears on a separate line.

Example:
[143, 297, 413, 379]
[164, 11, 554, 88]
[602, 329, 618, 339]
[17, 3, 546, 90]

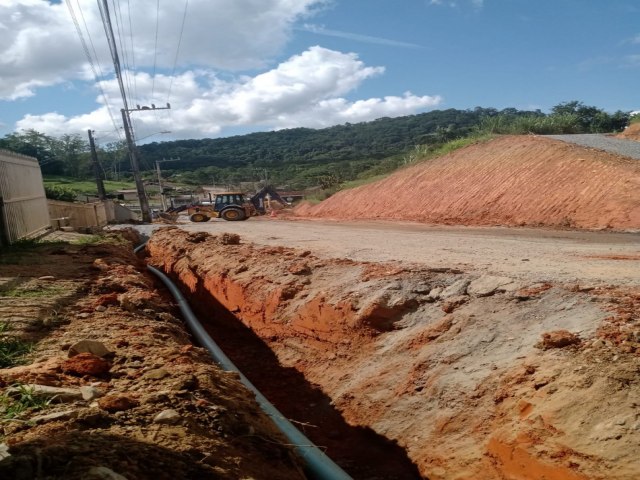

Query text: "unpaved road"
[547, 133, 640, 159]
[130, 217, 640, 286]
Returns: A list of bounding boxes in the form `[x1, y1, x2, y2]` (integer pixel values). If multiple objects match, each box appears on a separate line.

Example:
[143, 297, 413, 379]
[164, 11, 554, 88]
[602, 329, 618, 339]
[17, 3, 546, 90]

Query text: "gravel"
[545, 134, 640, 160]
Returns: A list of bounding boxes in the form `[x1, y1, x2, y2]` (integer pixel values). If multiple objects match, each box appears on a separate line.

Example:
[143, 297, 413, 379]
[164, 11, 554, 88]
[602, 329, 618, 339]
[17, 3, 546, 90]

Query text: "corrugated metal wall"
[0, 149, 50, 245]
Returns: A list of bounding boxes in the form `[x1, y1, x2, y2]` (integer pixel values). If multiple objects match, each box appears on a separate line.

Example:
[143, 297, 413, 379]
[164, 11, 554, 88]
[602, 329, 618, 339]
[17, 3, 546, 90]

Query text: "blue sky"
[1, 0, 638, 143]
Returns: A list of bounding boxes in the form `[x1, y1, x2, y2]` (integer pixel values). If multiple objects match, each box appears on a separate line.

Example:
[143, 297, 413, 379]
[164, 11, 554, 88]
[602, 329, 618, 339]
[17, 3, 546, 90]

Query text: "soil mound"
[297, 135, 640, 230]
[618, 123, 640, 141]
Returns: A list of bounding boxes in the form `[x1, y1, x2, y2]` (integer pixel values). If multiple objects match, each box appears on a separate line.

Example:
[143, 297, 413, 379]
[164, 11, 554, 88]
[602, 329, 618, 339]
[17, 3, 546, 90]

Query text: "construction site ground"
[1, 133, 640, 480]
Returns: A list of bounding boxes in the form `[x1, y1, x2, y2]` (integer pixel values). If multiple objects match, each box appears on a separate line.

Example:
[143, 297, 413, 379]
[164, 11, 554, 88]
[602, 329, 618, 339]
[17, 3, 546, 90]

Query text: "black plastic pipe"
[146, 264, 352, 480]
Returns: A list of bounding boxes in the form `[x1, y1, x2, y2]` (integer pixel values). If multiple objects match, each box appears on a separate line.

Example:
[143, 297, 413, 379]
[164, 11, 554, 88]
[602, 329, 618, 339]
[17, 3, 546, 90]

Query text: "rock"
[95, 305, 107, 312]
[98, 395, 139, 412]
[68, 340, 112, 358]
[153, 409, 181, 424]
[288, 262, 311, 275]
[218, 233, 240, 245]
[31, 409, 78, 424]
[440, 279, 471, 299]
[63, 353, 111, 376]
[80, 385, 104, 401]
[77, 313, 91, 319]
[467, 275, 515, 297]
[411, 283, 432, 294]
[38, 276, 55, 281]
[428, 287, 443, 299]
[7, 384, 82, 402]
[442, 295, 468, 314]
[144, 368, 170, 380]
[85, 466, 129, 480]
[536, 330, 581, 350]
[0, 443, 10, 461]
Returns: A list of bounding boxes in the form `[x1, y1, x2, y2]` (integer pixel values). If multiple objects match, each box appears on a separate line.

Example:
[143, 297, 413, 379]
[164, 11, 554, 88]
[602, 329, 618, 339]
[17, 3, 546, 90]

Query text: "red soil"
[296, 135, 640, 230]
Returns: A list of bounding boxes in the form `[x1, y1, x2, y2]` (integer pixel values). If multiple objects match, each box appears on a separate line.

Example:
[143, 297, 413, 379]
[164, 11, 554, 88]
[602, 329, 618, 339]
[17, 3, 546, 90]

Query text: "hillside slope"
[296, 135, 640, 230]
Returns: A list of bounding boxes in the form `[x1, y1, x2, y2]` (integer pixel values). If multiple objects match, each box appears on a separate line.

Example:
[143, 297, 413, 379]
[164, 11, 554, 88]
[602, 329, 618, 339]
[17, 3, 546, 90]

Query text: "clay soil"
[0, 232, 305, 480]
[3, 132, 640, 480]
[296, 135, 640, 230]
[146, 227, 640, 480]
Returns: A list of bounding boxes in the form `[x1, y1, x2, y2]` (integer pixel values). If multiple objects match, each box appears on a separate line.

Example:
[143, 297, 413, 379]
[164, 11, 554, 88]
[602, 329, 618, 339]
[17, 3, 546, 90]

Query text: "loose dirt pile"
[618, 123, 640, 140]
[147, 227, 640, 480]
[0, 234, 304, 479]
[296, 135, 640, 230]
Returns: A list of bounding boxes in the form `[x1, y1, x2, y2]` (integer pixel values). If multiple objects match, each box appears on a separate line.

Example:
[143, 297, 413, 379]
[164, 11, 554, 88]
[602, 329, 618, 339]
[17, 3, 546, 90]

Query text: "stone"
[63, 353, 111, 376]
[31, 409, 78, 424]
[38, 276, 55, 281]
[68, 340, 112, 358]
[85, 466, 129, 480]
[428, 287, 443, 299]
[0, 443, 10, 461]
[95, 305, 107, 312]
[98, 395, 139, 412]
[536, 330, 581, 350]
[144, 368, 170, 380]
[80, 385, 104, 401]
[440, 279, 471, 299]
[7, 384, 82, 402]
[153, 409, 181, 425]
[411, 283, 432, 294]
[467, 275, 515, 297]
[442, 295, 468, 314]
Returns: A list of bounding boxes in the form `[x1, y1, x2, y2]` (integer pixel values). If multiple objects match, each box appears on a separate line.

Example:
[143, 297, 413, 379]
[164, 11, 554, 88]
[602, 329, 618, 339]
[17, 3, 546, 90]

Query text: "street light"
[136, 130, 171, 142]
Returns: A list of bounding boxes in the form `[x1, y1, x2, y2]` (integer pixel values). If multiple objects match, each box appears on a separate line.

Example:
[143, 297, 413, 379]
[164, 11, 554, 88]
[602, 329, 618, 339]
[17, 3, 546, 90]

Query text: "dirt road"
[133, 217, 640, 286]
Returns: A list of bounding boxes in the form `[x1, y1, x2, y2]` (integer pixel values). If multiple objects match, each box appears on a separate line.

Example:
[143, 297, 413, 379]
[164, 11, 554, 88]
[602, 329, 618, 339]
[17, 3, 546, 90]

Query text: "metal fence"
[0, 149, 50, 246]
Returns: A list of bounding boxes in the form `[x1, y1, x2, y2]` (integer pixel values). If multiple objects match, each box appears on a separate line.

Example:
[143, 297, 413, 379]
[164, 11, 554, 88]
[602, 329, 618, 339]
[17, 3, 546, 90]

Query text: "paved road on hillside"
[126, 218, 640, 286]
[546, 134, 640, 159]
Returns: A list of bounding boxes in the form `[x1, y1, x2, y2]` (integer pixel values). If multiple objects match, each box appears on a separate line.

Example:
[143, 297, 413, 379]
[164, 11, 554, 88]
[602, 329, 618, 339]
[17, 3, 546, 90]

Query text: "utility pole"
[155, 157, 179, 211]
[100, 0, 171, 223]
[88, 129, 107, 200]
[120, 108, 152, 222]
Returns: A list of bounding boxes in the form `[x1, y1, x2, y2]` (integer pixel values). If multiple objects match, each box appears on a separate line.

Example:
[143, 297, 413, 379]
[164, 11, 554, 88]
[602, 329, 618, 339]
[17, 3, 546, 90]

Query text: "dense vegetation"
[0, 102, 632, 195]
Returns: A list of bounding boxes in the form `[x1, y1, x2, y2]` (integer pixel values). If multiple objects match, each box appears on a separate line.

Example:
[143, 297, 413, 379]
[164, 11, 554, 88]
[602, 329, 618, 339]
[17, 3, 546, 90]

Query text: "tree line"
[0, 102, 632, 194]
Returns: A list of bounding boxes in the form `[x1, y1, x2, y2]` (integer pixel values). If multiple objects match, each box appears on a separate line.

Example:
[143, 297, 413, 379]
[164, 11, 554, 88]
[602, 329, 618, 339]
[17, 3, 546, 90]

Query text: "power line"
[111, 0, 135, 125]
[151, 0, 160, 105]
[166, 0, 189, 119]
[65, 0, 122, 141]
[126, 0, 138, 106]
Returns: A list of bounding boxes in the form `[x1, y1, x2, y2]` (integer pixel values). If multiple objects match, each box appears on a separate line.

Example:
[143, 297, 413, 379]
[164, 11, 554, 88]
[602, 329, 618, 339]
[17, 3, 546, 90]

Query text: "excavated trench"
[188, 284, 422, 479]
[146, 227, 640, 480]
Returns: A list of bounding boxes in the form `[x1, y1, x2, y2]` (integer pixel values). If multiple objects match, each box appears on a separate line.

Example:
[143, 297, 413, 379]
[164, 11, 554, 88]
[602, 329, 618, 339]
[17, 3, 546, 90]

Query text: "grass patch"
[0, 337, 33, 368]
[340, 173, 392, 190]
[2, 283, 67, 299]
[0, 384, 51, 420]
[43, 176, 135, 195]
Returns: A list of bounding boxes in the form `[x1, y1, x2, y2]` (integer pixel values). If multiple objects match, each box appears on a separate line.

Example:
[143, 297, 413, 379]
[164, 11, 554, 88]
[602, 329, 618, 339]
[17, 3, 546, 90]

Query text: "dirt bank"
[147, 228, 640, 480]
[0, 233, 304, 479]
[296, 135, 640, 230]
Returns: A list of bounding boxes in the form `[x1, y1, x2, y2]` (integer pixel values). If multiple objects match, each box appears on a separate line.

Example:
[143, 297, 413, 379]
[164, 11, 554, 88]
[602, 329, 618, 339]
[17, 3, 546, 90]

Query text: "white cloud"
[1, 0, 326, 100]
[16, 47, 442, 138]
[427, 0, 484, 8]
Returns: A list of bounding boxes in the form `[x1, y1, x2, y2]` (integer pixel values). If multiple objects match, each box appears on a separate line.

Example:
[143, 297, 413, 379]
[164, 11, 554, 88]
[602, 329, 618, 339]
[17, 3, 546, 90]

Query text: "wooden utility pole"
[87, 129, 107, 200]
[155, 157, 179, 211]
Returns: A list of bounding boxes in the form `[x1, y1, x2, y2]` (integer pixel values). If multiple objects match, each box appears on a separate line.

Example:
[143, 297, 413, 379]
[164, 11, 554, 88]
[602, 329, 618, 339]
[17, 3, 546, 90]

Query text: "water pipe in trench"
[144, 259, 352, 480]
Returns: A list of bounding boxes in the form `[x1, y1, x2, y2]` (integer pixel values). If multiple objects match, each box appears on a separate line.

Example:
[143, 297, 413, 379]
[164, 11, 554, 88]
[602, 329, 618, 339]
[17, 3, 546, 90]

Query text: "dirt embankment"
[148, 228, 640, 480]
[618, 123, 640, 140]
[296, 135, 640, 230]
[0, 235, 304, 479]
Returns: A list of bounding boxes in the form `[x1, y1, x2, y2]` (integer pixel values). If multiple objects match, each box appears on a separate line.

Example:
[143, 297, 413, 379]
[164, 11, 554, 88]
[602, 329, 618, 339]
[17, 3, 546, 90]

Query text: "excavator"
[187, 186, 289, 222]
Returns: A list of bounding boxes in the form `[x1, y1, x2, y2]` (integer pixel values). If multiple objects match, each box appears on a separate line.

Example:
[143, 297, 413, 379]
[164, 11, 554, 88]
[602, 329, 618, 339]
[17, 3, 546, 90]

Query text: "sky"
[1, 0, 639, 144]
